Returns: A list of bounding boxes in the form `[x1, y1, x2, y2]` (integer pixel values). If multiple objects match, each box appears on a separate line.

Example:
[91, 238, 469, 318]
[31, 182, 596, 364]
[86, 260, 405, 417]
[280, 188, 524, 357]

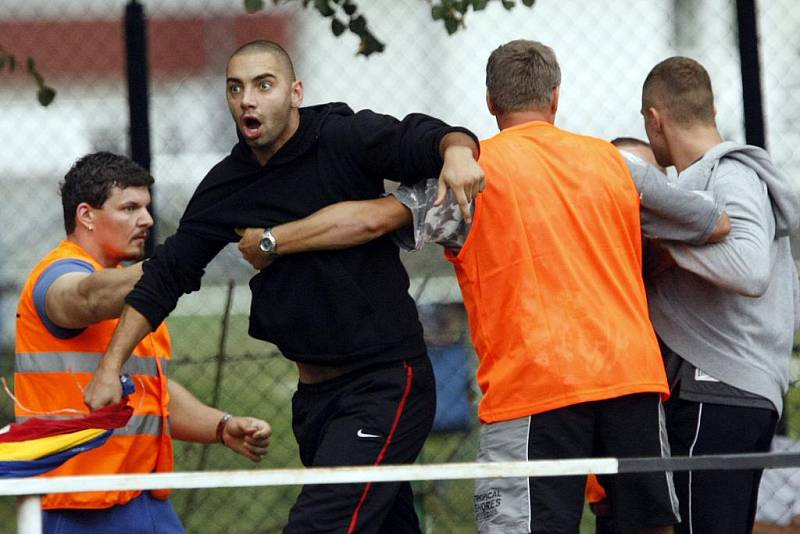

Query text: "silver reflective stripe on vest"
[117, 414, 166, 437]
[14, 414, 168, 437]
[15, 353, 168, 376]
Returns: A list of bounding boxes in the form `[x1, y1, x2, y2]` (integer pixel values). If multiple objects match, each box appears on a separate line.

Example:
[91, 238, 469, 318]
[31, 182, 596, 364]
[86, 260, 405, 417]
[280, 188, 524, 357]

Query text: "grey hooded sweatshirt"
[648, 142, 800, 414]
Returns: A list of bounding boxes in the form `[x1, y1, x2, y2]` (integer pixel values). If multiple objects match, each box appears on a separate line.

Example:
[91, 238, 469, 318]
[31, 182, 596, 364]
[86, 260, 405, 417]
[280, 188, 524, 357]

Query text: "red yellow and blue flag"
[0, 403, 133, 478]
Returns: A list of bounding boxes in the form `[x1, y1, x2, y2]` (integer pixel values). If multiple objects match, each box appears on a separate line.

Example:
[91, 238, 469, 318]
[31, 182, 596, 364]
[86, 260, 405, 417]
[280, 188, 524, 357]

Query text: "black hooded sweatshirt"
[127, 102, 478, 366]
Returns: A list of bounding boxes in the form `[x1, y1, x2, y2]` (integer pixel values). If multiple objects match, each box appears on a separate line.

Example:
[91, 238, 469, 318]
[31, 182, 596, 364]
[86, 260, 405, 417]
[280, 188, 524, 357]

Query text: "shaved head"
[642, 56, 715, 127]
[610, 137, 648, 150]
[229, 40, 296, 81]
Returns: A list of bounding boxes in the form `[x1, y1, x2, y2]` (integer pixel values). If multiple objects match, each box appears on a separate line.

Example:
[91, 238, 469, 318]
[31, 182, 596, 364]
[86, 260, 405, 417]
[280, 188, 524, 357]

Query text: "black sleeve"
[346, 109, 478, 186]
[125, 227, 227, 330]
[125, 170, 234, 330]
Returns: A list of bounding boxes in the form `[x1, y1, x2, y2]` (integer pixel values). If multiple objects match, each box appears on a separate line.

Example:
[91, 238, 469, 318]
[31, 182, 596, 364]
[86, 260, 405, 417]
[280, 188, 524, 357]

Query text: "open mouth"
[242, 116, 264, 140]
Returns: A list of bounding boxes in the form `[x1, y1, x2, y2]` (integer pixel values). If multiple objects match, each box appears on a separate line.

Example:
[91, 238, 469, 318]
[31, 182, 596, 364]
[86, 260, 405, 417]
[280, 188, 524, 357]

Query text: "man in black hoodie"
[83, 40, 483, 533]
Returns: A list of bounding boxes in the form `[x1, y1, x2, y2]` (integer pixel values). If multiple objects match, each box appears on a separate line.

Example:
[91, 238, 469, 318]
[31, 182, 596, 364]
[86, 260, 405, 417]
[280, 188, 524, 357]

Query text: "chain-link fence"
[1, 1, 799, 532]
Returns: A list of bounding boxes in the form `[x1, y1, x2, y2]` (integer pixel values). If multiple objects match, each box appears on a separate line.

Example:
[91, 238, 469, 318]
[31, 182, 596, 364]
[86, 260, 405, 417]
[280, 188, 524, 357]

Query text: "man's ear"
[645, 106, 664, 134]
[550, 86, 560, 115]
[486, 92, 497, 116]
[75, 202, 95, 231]
[291, 80, 304, 108]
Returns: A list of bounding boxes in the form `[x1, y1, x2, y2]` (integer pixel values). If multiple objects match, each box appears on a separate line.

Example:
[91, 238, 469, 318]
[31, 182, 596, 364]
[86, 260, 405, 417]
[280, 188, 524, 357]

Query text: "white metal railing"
[5, 452, 799, 534]
[3, 459, 619, 534]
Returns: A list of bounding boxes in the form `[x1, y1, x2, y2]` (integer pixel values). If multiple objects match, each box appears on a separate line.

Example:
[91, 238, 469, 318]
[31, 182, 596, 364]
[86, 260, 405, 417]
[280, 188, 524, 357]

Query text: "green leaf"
[37, 86, 56, 107]
[358, 32, 385, 57]
[26, 56, 36, 71]
[342, 1, 357, 15]
[472, 0, 489, 10]
[313, 0, 335, 17]
[243, 0, 265, 13]
[444, 16, 459, 34]
[348, 15, 367, 33]
[521, 0, 535, 6]
[331, 17, 346, 36]
[431, 5, 445, 20]
[501, 0, 515, 9]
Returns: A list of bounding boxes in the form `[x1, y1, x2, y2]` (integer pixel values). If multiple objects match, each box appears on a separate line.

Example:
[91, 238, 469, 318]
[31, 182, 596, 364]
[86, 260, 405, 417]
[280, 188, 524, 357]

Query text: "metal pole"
[124, 0, 156, 257]
[16, 496, 42, 534]
[735, 0, 766, 148]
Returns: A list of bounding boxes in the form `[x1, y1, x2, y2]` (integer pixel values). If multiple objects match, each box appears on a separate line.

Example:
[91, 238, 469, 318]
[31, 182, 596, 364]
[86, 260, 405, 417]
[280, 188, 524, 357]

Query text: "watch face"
[259, 230, 276, 254]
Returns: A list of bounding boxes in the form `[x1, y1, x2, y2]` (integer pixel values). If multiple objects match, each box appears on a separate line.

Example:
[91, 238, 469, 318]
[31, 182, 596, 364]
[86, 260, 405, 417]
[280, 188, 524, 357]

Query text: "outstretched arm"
[34, 259, 147, 408]
[84, 226, 229, 410]
[237, 178, 472, 270]
[623, 150, 730, 244]
[344, 110, 482, 223]
[45, 263, 143, 329]
[237, 196, 412, 270]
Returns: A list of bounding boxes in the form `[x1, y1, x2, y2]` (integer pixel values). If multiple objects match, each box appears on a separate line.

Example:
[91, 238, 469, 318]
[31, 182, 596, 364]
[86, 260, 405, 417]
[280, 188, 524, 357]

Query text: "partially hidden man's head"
[641, 57, 717, 166]
[610, 137, 666, 173]
[61, 152, 154, 262]
[486, 40, 561, 118]
[225, 40, 303, 156]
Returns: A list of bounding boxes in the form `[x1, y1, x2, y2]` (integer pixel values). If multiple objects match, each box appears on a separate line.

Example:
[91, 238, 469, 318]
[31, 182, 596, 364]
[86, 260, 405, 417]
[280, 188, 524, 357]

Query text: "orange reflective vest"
[447, 121, 668, 424]
[15, 240, 173, 510]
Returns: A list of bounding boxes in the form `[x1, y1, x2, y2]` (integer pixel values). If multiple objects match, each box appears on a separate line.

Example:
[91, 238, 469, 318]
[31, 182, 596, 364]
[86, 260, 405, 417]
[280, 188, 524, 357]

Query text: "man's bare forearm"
[168, 379, 225, 443]
[168, 381, 272, 462]
[271, 196, 412, 254]
[99, 304, 152, 372]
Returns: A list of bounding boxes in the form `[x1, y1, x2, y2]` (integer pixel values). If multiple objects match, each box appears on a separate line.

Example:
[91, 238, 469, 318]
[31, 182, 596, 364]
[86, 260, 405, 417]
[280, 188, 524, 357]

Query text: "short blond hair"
[642, 56, 715, 127]
[486, 39, 561, 114]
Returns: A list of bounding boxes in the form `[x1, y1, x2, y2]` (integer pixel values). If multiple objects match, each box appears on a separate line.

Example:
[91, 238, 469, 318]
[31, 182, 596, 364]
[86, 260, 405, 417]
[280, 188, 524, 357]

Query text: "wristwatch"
[259, 227, 278, 257]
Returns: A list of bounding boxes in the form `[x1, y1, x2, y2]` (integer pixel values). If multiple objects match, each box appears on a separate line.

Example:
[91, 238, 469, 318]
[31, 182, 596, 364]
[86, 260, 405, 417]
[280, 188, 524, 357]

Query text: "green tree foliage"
[429, 0, 536, 36]
[246, 0, 536, 55]
[0, 46, 57, 106]
[6, 0, 537, 106]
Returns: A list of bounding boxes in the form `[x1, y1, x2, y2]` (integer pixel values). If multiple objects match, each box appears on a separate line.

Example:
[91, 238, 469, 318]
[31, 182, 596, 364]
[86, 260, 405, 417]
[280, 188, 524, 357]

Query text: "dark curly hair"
[60, 152, 154, 234]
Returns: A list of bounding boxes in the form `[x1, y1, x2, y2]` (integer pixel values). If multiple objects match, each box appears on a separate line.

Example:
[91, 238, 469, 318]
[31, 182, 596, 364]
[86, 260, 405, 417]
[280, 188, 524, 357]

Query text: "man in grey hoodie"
[641, 56, 800, 534]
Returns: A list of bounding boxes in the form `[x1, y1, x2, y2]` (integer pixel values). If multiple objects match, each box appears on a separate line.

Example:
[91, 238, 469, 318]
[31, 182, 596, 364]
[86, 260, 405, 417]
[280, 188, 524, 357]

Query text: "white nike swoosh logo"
[357, 429, 381, 438]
